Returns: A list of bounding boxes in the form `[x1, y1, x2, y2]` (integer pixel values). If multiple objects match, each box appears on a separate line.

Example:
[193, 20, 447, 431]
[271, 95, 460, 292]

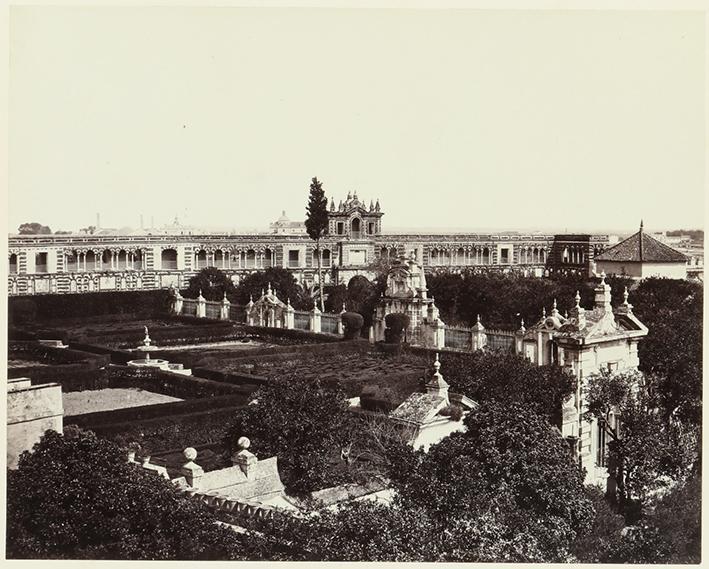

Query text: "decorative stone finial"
[542, 306, 547, 318]
[181, 447, 203, 489]
[341, 302, 346, 313]
[519, 318, 526, 333]
[233, 435, 258, 476]
[223, 290, 228, 300]
[575, 290, 581, 308]
[476, 314, 481, 324]
[267, 282, 272, 296]
[565, 310, 569, 319]
[433, 352, 441, 373]
[347, 191, 352, 200]
[553, 299, 557, 310]
[600, 271, 606, 286]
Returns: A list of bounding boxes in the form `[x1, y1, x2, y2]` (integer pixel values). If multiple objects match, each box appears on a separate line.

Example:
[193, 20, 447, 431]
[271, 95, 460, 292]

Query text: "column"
[310, 305, 322, 333]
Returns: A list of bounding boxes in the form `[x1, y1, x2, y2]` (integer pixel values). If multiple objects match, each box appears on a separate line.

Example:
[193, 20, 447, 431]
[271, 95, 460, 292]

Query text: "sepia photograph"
[4, 2, 705, 563]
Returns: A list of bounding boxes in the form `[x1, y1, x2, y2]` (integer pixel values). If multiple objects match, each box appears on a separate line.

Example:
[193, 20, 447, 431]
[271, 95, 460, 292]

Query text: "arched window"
[101, 250, 111, 270]
[562, 247, 569, 264]
[9, 253, 17, 274]
[214, 250, 224, 268]
[133, 250, 143, 270]
[85, 250, 96, 271]
[246, 249, 256, 269]
[482, 247, 490, 265]
[116, 250, 128, 270]
[66, 251, 78, 272]
[457, 247, 465, 265]
[264, 249, 273, 268]
[161, 248, 178, 270]
[381, 247, 389, 262]
[351, 217, 361, 237]
[540, 249, 546, 264]
[321, 249, 331, 267]
[195, 250, 208, 269]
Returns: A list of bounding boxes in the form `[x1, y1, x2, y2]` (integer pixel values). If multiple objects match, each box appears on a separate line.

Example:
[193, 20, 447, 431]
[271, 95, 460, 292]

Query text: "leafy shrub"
[439, 404, 464, 421]
[385, 313, 410, 333]
[341, 312, 364, 340]
[7, 429, 247, 559]
[384, 313, 410, 344]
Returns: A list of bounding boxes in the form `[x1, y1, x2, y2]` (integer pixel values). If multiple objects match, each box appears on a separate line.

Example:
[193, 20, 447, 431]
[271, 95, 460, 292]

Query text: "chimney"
[232, 436, 258, 478]
[180, 447, 204, 489]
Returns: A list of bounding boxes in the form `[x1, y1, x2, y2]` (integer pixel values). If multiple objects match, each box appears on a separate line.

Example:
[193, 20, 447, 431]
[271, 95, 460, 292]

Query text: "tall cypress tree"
[305, 177, 329, 311]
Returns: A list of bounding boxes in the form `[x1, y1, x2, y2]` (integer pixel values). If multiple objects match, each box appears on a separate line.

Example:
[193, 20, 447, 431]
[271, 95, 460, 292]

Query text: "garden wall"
[64, 392, 249, 430]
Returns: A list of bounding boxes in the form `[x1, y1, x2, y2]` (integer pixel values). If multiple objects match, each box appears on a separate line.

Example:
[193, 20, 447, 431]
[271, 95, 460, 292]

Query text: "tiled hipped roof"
[595, 230, 687, 263]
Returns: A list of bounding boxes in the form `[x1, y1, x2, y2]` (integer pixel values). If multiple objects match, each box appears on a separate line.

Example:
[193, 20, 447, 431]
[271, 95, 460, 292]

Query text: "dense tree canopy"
[232, 267, 313, 310]
[223, 375, 356, 494]
[583, 369, 698, 513]
[393, 402, 594, 562]
[439, 350, 574, 423]
[18, 222, 52, 235]
[426, 271, 633, 329]
[184, 267, 237, 301]
[238, 401, 597, 562]
[7, 428, 246, 560]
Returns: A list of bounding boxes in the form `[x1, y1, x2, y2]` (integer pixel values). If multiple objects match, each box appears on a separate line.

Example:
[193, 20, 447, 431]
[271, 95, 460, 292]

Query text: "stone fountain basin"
[127, 358, 170, 369]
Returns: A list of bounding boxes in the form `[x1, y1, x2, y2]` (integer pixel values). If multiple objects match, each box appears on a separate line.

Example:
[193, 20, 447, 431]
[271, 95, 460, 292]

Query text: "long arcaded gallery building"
[8, 194, 610, 296]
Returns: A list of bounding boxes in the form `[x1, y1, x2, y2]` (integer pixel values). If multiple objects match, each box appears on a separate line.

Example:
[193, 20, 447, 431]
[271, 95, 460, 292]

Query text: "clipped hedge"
[384, 312, 410, 344]
[191, 367, 269, 387]
[8, 289, 171, 324]
[8, 342, 110, 366]
[94, 407, 242, 451]
[341, 312, 364, 340]
[9, 366, 103, 389]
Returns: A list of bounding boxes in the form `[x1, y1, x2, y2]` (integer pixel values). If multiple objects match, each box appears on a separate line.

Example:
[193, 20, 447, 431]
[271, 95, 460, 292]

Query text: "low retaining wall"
[65, 392, 249, 430]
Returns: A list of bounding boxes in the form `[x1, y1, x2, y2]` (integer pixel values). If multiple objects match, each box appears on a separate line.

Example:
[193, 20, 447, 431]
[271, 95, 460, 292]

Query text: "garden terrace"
[221, 345, 430, 400]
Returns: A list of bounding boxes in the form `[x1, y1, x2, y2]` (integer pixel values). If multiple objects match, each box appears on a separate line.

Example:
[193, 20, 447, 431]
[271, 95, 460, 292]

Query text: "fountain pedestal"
[126, 327, 191, 375]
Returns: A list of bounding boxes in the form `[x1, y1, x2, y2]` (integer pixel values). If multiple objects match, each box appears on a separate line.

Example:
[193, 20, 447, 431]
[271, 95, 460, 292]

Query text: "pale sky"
[8, 7, 706, 234]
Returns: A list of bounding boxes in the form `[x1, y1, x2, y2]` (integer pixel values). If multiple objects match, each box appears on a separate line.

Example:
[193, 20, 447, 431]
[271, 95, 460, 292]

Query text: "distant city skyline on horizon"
[8, 209, 703, 238]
